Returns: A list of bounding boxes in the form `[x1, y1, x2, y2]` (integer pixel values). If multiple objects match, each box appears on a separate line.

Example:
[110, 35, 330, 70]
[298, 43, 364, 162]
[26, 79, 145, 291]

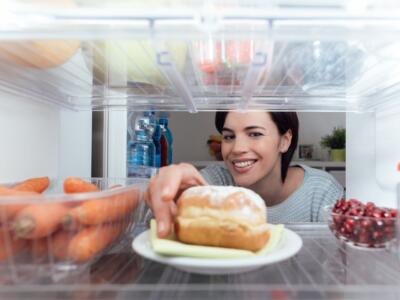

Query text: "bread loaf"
[175, 186, 270, 252]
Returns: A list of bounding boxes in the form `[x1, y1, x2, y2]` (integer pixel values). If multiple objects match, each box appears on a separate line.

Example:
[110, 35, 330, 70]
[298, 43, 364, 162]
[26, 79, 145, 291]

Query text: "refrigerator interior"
[0, 0, 399, 294]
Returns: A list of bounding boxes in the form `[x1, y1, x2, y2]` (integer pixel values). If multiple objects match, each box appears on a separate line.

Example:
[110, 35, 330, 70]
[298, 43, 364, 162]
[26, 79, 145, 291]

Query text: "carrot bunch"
[0, 177, 49, 223]
[0, 176, 140, 264]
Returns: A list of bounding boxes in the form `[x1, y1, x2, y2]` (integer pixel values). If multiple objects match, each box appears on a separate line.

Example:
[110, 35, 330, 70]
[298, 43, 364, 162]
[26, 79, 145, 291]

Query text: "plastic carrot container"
[0, 177, 146, 284]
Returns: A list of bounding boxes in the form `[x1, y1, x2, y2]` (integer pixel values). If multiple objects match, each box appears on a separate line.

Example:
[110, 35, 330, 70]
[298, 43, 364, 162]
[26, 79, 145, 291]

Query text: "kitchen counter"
[1, 224, 399, 300]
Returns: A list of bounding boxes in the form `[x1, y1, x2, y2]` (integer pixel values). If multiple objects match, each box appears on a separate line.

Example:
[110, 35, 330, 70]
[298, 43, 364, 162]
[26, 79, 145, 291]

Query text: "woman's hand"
[144, 163, 207, 237]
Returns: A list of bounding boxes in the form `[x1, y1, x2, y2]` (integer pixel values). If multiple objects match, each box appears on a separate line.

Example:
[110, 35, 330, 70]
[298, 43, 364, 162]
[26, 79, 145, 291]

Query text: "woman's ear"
[279, 129, 292, 153]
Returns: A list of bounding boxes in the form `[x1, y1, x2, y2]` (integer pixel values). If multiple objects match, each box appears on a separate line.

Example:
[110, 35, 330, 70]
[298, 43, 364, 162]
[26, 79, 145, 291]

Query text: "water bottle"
[127, 126, 156, 178]
[153, 122, 162, 168]
[144, 111, 162, 168]
[159, 116, 173, 165]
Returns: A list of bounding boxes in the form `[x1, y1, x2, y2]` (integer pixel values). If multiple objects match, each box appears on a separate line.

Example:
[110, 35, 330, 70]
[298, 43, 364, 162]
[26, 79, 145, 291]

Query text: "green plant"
[320, 127, 346, 149]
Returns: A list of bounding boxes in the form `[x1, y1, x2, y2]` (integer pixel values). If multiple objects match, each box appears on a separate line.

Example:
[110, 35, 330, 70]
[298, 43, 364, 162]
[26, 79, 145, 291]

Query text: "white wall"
[170, 111, 346, 163]
[0, 49, 92, 182]
[0, 92, 92, 182]
[347, 110, 400, 208]
[59, 110, 92, 179]
[0, 92, 60, 182]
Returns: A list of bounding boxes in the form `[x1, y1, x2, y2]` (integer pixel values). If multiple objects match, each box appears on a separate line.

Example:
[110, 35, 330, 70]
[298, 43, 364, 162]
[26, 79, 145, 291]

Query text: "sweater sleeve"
[311, 171, 344, 222]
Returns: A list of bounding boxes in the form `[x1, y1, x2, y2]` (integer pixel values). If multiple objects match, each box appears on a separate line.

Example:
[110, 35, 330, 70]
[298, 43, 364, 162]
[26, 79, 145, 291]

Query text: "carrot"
[0, 228, 27, 262]
[13, 177, 50, 193]
[68, 223, 125, 263]
[109, 184, 122, 189]
[62, 217, 85, 231]
[13, 203, 70, 239]
[30, 237, 49, 261]
[63, 188, 139, 227]
[64, 177, 99, 194]
[0, 187, 39, 223]
[51, 230, 77, 260]
[30, 230, 77, 262]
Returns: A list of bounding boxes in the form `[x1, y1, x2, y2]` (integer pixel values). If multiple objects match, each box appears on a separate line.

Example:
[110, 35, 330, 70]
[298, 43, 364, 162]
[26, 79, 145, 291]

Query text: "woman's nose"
[232, 136, 248, 153]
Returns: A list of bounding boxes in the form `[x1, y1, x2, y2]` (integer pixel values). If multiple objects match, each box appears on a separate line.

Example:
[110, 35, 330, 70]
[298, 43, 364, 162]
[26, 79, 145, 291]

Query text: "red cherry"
[358, 232, 370, 244]
[389, 209, 398, 218]
[361, 219, 372, 229]
[372, 209, 383, 218]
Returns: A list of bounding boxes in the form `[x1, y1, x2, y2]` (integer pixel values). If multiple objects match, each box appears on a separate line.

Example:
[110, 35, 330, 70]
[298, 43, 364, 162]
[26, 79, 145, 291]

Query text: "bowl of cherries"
[325, 199, 398, 249]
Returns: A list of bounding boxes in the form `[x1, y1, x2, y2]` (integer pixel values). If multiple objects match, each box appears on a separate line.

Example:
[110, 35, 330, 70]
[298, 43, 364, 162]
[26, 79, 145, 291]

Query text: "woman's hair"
[215, 111, 299, 183]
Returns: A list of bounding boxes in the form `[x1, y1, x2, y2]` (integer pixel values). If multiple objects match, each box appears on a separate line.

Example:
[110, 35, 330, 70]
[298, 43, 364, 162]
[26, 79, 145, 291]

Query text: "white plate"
[132, 228, 303, 275]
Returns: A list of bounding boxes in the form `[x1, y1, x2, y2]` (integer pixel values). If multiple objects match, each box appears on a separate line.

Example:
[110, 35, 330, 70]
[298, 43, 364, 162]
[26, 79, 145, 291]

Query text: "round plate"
[132, 228, 303, 275]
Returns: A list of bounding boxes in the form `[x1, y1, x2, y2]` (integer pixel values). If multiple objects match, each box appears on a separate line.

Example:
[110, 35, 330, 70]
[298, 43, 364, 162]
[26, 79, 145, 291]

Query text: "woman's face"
[221, 112, 291, 187]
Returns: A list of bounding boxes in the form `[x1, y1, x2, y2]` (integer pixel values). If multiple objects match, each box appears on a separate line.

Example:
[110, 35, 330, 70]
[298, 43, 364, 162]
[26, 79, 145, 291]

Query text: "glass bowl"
[323, 199, 397, 249]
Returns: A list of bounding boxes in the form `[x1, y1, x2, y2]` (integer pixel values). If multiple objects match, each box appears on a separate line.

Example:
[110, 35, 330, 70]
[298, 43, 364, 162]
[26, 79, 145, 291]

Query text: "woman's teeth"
[233, 160, 256, 168]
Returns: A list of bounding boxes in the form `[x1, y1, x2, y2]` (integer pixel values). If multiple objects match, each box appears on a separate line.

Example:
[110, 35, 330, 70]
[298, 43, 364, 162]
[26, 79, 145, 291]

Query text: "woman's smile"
[231, 158, 258, 173]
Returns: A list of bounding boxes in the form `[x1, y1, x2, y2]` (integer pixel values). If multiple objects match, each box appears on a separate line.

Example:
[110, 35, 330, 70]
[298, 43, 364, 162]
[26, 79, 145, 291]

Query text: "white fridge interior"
[0, 0, 400, 294]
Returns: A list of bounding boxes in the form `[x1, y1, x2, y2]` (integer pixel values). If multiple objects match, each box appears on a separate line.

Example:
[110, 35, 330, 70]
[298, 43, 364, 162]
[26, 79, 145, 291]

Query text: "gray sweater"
[200, 164, 344, 223]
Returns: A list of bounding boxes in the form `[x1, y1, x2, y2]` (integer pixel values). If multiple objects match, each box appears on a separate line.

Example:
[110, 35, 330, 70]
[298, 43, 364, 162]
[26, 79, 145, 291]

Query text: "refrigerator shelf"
[0, 1, 399, 112]
[0, 224, 399, 299]
[0, 39, 399, 112]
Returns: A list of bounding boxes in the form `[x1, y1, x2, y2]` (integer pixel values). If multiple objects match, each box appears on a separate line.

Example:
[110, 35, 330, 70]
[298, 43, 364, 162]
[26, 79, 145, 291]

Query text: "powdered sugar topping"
[182, 185, 266, 213]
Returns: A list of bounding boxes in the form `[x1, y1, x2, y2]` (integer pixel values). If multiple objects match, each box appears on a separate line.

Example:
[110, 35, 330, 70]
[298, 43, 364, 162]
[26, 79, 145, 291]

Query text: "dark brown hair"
[215, 111, 299, 183]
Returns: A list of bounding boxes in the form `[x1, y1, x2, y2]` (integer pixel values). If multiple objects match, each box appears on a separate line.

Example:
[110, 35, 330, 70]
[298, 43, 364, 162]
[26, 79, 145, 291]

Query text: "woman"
[145, 111, 344, 237]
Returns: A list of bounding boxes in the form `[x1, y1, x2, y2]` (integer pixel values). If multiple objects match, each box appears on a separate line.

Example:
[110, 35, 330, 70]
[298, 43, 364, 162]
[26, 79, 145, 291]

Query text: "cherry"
[330, 198, 397, 248]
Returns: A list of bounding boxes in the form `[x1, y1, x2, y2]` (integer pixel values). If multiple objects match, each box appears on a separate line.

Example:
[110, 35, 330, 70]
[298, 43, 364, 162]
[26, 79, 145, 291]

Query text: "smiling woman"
[145, 111, 344, 238]
[216, 111, 298, 185]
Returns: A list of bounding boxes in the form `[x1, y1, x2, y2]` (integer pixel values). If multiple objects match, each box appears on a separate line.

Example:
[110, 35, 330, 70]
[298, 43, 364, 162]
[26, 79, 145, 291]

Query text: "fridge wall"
[347, 107, 400, 208]
[0, 91, 92, 181]
[0, 91, 59, 181]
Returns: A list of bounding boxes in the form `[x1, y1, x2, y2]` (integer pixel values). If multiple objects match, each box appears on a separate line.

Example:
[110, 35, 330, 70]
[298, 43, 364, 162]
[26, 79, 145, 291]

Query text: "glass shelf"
[0, 0, 399, 112]
[0, 224, 399, 299]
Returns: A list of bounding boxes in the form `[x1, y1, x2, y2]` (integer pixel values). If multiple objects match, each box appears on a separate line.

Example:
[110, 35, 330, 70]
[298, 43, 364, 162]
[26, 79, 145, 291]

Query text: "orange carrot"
[13, 203, 70, 239]
[13, 177, 50, 193]
[0, 228, 27, 262]
[51, 230, 77, 260]
[30, 237, 49, 261]
[0, 187, 39, 223]
[63, 177, 99, 194]
[63, 188, 139, 226]
[68, 223, 125, 263]
[109, 184, 122, 189]
[30, 230, 77, 261]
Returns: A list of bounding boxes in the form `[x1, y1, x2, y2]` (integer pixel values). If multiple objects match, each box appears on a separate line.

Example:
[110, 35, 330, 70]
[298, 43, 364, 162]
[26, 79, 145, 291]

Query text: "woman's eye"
[222, 135, 234, 141]
[249, 132, 263, 138]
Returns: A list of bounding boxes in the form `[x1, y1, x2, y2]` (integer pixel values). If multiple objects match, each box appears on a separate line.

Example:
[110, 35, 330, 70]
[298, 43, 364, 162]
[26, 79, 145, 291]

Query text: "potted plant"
[320, 127, 346, 161]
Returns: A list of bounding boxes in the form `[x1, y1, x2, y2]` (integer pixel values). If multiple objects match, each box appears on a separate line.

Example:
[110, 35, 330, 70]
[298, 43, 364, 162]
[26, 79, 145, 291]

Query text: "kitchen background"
[170, 111, 345, 162]
[169, 111, 346, 187]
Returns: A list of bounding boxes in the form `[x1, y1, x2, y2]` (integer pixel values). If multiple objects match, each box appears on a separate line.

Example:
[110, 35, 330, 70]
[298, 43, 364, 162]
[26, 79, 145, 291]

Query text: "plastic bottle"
[145, 111, 162, 168]
[159, 123, 169, 167]
[159, 116, 173, 165]
[127, 121, 156, 177]
[152, 122, 162, 168]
